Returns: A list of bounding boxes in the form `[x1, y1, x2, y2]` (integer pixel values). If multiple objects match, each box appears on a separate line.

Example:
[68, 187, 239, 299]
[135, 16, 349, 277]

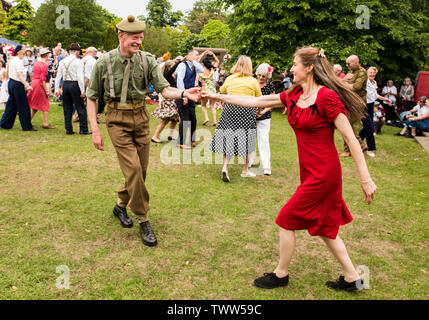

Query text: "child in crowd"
[373, 103, 385, 134]
[0, 69, 9, 110]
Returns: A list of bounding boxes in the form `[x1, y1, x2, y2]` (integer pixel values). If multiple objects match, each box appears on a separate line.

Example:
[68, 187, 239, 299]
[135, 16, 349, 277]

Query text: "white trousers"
[249, 118, 271, 169]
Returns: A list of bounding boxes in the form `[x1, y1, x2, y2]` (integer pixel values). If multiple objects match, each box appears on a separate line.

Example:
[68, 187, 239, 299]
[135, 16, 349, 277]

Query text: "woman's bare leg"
[273, 228, 296, 278]
[201, 98, 209, 123]
[210, 100, 217, 125]
[321, 236, 360, 282]
[30, 109, 37, 120]
[43, 111, 49, 127]
[153, 119, 169, 140]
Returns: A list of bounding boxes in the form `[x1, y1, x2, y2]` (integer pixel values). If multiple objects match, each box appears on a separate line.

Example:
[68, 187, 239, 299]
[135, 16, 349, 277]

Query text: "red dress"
[27, 61, 49, 111]
[277, 86, 353, 239]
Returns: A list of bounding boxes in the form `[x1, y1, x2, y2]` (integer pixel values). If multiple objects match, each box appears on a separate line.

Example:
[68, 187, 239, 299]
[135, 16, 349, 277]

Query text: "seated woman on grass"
[396, 96, 429, 138]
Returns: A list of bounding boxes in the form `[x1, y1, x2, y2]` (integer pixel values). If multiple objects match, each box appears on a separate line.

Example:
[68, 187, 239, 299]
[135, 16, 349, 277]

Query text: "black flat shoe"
[254, 273, 289, 289]
[113, 205, 133, 228]
[66, 131, 75, 135]
[395, 132, 406, 136]
[139, 221, 158, 247]
[325, 276, 362, 292]
[79, 131, 92, 135]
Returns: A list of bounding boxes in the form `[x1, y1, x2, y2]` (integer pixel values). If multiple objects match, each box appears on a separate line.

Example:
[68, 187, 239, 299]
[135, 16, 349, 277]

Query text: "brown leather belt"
[107, 101, 145, 110]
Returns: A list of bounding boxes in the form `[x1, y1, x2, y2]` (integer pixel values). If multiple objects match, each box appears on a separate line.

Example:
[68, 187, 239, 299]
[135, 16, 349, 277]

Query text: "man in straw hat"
[86, 15, 201, 247]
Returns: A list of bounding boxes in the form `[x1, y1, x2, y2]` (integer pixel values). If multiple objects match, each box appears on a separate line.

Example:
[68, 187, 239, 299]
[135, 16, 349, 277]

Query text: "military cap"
[116, 15, 146, 33]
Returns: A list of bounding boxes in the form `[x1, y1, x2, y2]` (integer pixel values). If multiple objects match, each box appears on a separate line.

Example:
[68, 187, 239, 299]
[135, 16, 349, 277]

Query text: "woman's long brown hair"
[288, 47, 366, 123]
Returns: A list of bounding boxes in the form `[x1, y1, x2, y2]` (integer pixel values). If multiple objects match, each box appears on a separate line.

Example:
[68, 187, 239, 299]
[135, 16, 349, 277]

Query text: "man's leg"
[70, 83, 89, 133]
[62, 82, 74, 133]
[189, 100, 197, 143]
[176, 99, 192, 146]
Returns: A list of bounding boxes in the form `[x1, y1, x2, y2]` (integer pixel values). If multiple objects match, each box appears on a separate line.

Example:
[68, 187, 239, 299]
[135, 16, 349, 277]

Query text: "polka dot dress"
[210, 103, 257, 157]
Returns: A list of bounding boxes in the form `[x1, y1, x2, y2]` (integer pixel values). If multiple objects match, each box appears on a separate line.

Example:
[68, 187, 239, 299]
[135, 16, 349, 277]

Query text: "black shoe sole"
[113, 207, 133, 228]
[141, 239, 158, 247]
[253, 280, 288, 289]
[325, 284, 359, 292]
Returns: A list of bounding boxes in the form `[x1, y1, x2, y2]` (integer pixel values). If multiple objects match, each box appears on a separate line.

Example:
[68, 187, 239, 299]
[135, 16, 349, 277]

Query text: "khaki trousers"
[105, 105, 151, 222]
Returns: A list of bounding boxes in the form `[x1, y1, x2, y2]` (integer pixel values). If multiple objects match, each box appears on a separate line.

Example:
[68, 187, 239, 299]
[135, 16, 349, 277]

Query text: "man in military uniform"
[86, 16, 201, 247]
[341, 54, 368, 157]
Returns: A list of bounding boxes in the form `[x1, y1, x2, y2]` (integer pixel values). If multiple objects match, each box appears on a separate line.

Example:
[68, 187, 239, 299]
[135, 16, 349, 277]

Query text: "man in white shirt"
[0, 45, 36, 131]
[82, 47, 97, 90]
[174, 49, 204, 148]
[55, 43, 90, 135]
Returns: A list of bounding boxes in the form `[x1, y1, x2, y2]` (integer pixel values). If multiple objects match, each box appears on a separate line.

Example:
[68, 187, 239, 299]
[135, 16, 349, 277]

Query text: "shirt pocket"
[134, 66, 145, 90]
[113, 72, 123, 97]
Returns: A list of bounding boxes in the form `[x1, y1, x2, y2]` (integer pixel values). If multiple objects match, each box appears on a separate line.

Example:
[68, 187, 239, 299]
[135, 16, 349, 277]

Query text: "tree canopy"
[141, 0, 183, 28]
[28, 0, 111, 49]
[2, 0, 34, 43]
[221, 0, 429, 83]
[199, 19, 230, 48]
[185, 0, 228, 34]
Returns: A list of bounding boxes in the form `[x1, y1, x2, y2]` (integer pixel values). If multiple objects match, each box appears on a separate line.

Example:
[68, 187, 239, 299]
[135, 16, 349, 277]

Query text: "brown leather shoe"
[139, 221, 158, 247]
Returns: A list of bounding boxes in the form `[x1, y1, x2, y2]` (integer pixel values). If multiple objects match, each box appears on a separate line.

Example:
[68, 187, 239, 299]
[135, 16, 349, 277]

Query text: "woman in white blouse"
[359, 67, 391, 157]
[0, 45, 36, 131]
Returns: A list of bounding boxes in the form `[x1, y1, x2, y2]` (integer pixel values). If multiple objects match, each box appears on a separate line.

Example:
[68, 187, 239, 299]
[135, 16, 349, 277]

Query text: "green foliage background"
[2, 0, 34, 43]
[220, 0, 429, 83]
[27, 0, 115, 49]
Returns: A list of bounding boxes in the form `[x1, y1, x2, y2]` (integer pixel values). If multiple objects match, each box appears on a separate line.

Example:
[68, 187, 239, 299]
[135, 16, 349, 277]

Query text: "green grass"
[0, 102, 428, 300]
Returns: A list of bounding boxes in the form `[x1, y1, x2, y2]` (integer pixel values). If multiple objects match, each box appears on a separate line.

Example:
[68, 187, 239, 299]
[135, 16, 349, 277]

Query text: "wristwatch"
[181, 90, 187, 99]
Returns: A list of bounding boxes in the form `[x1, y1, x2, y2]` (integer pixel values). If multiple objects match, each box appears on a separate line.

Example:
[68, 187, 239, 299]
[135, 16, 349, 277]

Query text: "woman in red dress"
[28, 48, 55, 129]
[203, 47, 377, 291]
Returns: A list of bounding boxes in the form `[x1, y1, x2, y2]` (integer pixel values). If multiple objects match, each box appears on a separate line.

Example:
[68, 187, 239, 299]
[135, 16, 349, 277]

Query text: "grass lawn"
[0, 101, 428, 300]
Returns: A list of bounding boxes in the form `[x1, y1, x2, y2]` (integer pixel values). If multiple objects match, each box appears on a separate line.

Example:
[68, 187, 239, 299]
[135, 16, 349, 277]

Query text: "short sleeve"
[279, 90, 288, 107]
[86, 59, 104, 101]
[321, 88, 347, 123]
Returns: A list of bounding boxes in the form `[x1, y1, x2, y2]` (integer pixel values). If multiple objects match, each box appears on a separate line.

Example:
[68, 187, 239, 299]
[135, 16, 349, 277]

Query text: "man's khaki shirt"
[86, 48, 170, 104]
[347, 65, 367, 103]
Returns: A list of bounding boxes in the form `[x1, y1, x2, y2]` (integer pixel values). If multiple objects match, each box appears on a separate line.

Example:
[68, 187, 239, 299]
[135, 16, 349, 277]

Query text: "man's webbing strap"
[139, 51, 149, 87]
[104, 50, 150, 100]
[105, 52, 115, 98]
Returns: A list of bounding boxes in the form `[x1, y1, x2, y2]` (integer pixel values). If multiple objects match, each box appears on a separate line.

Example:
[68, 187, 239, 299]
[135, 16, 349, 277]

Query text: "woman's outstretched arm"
[334, 113, 377, 204]
[202, 91, 284, 109]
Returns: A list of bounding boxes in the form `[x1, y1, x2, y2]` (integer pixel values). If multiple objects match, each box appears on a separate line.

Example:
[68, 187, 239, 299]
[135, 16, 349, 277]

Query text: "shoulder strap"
[64, 57, 75, 80]
[105, 51, 115, 98]
[139, 51, 149, 87]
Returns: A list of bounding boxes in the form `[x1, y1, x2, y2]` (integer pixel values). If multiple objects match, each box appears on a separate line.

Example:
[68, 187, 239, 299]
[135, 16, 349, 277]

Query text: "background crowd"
[1, 40, 428, 174]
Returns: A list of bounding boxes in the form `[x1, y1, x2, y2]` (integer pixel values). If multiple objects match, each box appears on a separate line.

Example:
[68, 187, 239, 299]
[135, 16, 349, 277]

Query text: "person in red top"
[28, 48, 55, 129]
[333, 64, 346, 79]
[202, 47, 377, 291]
